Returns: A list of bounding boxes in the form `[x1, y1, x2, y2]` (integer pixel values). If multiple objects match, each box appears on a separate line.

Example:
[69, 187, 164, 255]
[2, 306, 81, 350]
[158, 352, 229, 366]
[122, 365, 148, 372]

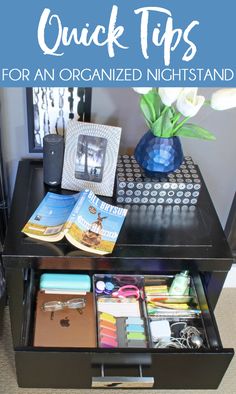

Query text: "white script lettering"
[37, 6, 128, 57]
[134, 7, 199, 65]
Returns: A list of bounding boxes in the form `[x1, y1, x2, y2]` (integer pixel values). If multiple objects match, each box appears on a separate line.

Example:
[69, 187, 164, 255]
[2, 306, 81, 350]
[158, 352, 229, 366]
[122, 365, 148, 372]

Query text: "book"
[22, 189, 128, 255]
[34, 291, 97, 347]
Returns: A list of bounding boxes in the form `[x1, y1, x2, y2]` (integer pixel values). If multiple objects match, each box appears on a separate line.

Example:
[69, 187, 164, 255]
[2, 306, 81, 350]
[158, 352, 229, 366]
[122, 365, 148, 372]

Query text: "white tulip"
[176, 88, 205, 118]
[133, 87, 153, 95]
[211, 89, 236, 110]
[159, 87, 183, 106]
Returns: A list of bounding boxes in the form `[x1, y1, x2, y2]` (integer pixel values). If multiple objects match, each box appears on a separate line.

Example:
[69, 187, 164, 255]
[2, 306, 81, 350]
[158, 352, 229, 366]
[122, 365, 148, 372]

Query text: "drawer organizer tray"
[13, 270, 233, 389]
[94, 274, 208, 350]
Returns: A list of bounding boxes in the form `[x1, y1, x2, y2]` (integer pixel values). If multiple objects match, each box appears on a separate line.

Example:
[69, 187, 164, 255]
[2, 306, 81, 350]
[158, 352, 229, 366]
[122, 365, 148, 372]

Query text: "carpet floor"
[0, 289, 235, 394]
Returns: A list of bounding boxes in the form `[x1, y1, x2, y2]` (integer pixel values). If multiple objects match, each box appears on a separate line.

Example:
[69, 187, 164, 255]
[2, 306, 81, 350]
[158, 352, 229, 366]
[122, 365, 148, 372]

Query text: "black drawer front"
[15, 351, 100, 389]
[15, 348, 233, 389]
[146, 351, 233, 389]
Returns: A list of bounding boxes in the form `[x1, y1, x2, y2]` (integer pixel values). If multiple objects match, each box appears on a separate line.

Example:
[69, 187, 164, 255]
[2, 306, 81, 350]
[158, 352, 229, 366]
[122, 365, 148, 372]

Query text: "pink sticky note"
[100, 336, 118, 348]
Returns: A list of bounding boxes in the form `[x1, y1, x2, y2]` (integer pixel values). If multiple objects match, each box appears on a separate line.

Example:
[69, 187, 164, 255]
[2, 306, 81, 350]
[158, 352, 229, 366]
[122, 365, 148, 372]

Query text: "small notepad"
[97, 300, 140, 317]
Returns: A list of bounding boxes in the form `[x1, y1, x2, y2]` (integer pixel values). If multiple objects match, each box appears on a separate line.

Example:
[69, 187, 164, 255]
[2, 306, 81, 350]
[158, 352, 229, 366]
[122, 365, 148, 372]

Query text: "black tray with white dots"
[115, 155, 201, 205]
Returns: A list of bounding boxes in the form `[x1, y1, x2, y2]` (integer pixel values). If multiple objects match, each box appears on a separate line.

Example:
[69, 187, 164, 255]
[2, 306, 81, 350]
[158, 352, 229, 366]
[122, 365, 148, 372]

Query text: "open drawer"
[13, 270, 233, 389]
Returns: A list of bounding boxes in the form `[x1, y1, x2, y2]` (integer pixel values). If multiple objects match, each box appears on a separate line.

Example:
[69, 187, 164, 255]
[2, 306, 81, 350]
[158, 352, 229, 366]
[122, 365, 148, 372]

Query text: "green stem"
[172, 113, 182, 127]
[160, 106, 166, 137]
[141, 95, 156, 123]
[161, 106, 169, 116]
[160, 106, 169, 137]
[173, 116, 190, 134]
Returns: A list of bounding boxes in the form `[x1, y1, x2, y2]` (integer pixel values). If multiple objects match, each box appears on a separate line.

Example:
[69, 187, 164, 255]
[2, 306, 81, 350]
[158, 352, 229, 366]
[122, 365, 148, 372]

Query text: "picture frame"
[26, 87, 92, 153]
[61, 120, 122, 197]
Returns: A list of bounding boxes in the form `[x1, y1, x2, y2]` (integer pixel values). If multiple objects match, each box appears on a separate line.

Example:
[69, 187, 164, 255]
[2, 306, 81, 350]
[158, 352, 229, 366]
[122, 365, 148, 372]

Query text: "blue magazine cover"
[22, 190, 128, 255]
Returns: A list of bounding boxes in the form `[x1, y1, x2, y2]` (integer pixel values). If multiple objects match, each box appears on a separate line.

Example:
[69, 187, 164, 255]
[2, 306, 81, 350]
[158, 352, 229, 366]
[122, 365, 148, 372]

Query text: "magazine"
[22, 190, 128, 255]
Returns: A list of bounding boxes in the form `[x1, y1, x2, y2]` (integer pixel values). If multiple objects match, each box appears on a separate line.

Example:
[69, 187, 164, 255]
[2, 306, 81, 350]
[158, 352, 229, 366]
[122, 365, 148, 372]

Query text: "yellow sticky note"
[100, 312, 116, 323]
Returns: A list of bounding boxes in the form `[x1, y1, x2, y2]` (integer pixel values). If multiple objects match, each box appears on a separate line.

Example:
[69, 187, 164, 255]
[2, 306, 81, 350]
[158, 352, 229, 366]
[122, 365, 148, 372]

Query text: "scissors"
[112, 285, 141, 300]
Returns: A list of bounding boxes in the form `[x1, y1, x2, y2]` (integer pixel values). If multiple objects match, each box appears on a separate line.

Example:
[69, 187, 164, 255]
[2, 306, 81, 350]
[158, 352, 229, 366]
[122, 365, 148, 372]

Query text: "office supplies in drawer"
[94, 273, 207, 350]
[144, 274, 207, 349]
[94, 274, 148, 348]
[34, 272, 211, 350]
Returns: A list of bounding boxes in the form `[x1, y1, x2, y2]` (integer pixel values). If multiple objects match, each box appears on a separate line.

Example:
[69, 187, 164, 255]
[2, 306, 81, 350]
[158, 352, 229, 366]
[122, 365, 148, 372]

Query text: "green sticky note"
[127, 332, 146, 340]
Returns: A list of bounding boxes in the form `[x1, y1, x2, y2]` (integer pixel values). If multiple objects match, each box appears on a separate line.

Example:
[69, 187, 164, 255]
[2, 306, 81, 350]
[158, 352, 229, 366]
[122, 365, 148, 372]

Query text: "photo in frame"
[61, 120, 122, 197]
[26, 88, 92, 152]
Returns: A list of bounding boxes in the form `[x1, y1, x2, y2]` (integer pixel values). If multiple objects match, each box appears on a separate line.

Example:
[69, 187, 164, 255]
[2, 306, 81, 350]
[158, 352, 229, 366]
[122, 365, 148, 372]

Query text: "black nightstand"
[3, 159, 234, 389]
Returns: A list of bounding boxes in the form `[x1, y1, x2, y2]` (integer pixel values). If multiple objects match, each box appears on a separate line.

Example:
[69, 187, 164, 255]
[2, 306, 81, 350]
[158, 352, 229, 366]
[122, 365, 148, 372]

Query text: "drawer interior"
[22, 270, 223, 352]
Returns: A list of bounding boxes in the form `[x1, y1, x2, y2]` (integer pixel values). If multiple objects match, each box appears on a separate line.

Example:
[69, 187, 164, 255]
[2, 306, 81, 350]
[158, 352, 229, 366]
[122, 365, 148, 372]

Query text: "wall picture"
[62, 120, 122, 197]
[27, 88, 92, 152]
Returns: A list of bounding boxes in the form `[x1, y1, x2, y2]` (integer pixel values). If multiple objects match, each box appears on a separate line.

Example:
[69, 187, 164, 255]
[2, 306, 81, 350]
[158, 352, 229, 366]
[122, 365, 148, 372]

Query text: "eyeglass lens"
[42, 298, 86, 312]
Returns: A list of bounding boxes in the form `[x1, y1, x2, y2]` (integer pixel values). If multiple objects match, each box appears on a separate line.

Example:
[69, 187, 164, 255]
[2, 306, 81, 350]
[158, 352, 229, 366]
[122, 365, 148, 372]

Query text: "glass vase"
[134, 130, 184, 177]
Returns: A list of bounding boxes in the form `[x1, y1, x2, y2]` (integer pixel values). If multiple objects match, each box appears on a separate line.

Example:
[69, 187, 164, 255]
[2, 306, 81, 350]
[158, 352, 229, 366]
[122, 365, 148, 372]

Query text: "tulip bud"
[133, 87, 153, 95]
[211, 89, 236, 110]
[159, 87, 183, 106]
[176, 88, 205, 118]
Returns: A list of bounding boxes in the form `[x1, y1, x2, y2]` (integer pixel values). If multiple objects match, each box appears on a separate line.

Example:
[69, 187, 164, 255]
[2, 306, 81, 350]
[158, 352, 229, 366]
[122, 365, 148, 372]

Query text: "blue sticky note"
[126, 317, 143, 325]
[127, 324, 144, 333]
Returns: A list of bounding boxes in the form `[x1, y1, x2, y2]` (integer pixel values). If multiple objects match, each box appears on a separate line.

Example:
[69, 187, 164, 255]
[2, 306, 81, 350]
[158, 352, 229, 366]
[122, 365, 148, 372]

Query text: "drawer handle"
[92, 364, 154, 388]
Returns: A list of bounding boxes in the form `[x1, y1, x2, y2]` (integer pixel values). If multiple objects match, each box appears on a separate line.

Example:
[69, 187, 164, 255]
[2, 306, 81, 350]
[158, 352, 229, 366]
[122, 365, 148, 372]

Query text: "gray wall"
[0, 89, 38, 199]
[0, 88, 236, 227]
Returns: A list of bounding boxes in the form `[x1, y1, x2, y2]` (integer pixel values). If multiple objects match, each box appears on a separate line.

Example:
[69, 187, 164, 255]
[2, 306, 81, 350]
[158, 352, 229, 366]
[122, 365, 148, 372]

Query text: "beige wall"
[1, 88, 236, 227]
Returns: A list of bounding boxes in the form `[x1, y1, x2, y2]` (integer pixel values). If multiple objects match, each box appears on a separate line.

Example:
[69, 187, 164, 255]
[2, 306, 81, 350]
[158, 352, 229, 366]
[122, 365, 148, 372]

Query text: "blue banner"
[0, 0, 235, 86]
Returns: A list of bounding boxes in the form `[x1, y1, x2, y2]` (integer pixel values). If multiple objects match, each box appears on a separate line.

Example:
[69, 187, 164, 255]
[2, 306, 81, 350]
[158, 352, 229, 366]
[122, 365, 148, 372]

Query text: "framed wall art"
[26, 87, 92, 153]
[61, 120, 122, 197]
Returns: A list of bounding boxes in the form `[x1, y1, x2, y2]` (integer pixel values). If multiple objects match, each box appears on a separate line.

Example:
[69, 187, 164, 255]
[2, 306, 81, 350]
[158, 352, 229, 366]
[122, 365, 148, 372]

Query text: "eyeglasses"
[42, 298, 86, 312]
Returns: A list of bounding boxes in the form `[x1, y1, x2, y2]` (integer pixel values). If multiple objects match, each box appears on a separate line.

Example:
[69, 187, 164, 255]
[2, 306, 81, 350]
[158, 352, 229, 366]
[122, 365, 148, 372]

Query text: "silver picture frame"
[61, 120, 122, 197]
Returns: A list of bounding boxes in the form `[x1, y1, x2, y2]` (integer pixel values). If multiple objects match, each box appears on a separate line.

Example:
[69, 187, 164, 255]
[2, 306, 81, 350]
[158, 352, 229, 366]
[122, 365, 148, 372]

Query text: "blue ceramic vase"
[134, 130, 184, 177]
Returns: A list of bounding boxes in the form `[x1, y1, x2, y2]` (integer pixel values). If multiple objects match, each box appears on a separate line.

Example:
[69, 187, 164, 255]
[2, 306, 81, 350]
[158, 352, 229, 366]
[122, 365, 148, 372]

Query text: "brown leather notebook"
[34, 291, 97, 347]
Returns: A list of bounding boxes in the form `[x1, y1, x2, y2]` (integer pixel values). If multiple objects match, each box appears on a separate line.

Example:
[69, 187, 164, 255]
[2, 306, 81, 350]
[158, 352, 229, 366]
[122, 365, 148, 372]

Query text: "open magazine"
[22, 190, 128, 255]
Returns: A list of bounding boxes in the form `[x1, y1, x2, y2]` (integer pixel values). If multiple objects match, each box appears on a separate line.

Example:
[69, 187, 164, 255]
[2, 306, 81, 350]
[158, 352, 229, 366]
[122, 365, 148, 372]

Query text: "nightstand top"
[3, 159, 232, 271]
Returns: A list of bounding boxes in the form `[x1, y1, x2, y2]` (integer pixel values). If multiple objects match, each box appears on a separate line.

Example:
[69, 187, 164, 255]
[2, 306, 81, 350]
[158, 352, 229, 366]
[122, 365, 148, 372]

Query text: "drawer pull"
[92, 364, 154, 388]
[92, 376, 154, 388]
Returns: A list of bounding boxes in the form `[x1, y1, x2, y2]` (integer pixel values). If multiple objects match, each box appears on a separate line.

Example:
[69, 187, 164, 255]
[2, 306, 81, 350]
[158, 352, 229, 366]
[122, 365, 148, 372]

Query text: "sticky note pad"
[128, 340, 146, 348]
[100, 336, 118, 347]
[98, 302, 140, 317]
[127, 324, 144, 333]
[100, 313, 116, 324]
[126, 317, 143, 325]
[100, 328, 117, 339]
[99, 320, 116, 331]
[127, 332, 146, 340]
[144, 285, 168, 295]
